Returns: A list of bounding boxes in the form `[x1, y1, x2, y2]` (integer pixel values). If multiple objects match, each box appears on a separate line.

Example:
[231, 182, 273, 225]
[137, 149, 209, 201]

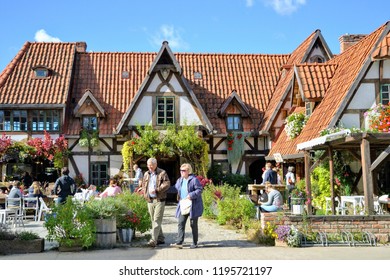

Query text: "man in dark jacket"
[141, 158, 170, 247]
[53, 167, 76, 204]
[262, 162, 277, 184]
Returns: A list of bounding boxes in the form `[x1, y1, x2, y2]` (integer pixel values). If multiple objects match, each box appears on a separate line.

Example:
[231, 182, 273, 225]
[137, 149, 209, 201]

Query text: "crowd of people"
[1, 159, 297, 248]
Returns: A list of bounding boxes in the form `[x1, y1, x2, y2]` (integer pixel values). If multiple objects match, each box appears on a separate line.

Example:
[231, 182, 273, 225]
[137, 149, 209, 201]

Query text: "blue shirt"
[180, 178, 189, 200]
[148, 172, 157, 198]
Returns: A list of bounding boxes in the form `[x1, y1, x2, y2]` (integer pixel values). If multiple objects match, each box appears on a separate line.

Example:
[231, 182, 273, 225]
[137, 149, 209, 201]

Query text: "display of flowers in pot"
[117, 210, 141, 229]
[290, 188, 307, 204]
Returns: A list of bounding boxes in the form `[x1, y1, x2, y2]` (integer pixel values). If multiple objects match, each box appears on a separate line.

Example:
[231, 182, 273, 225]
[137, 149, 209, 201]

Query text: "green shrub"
[116, 191, 152, 234]
[45, 197, 96, 248]
[202, 183, 256, 229]
[17, 231, 40, 241]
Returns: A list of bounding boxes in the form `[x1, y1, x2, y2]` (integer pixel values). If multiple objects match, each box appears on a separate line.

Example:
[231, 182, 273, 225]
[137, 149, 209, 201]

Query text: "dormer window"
[194, 72, 202, 80]
[83, 116, 98, 131]
[310, 55, 325, 63]
[227, 115, 242, 131]
[32, 66, 51, 79]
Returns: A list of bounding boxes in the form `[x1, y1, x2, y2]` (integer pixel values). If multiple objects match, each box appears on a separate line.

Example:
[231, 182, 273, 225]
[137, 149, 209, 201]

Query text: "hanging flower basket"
[284, 112, 308, 139]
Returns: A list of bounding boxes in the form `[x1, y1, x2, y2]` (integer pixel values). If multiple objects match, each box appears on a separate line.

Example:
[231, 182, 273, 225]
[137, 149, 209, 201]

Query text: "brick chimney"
[76, 42, 87, 52]
[339, 34, 366, 53]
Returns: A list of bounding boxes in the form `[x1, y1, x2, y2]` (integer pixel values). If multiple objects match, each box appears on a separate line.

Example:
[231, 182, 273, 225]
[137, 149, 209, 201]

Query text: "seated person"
[85, 185, 99, 200]
[259, 181, 283, 212]
[99, 179, 122, 198]
[7, 181, 23, 206]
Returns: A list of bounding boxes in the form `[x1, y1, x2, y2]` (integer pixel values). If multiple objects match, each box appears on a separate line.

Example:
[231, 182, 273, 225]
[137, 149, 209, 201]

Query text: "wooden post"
[304, 151, 312, 215]
[361, 136, 374, 215]
[328, 146, 335, 215]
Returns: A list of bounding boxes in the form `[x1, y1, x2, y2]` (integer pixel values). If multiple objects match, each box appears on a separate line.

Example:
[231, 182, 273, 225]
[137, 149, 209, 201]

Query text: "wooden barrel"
[94, 218, 116, 249]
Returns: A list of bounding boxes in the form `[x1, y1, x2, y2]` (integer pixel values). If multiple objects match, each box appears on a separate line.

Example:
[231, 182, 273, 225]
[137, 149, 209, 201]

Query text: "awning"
[297, 129, 351, 150]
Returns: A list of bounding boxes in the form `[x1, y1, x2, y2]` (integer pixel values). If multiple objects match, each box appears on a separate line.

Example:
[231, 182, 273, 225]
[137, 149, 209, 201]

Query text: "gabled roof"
[294, 63, 338, 101]
[218, 90, 250, 117]
[73, 89, 105, 117]
[66, 48, 289, 136]
[116, 41, 213, 134]
[0, 42, 76, 106]
[260, 29, 332, 132]
[269, 22, 390, 158]
[372, 32, 390, 60]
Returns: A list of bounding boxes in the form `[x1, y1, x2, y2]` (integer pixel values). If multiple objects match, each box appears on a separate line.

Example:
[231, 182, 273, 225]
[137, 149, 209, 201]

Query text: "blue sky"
[0, 0, 389, 71]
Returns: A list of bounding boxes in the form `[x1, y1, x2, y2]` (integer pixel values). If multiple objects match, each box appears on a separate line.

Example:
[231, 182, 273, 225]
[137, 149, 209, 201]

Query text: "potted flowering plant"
[117, 210, 140, 243]
[290, 188, 307, 215]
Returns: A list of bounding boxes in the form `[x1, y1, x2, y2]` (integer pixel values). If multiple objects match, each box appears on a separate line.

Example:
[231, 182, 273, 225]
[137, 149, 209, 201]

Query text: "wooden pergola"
[298, 131, 390, 215]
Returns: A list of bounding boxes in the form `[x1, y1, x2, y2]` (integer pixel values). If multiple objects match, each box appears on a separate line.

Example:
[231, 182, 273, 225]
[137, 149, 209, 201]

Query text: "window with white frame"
[32, 110, 60, 131]
[226, 115, 241, 131]
[0, 110, 27, 131]
[156, 97, 175, 125]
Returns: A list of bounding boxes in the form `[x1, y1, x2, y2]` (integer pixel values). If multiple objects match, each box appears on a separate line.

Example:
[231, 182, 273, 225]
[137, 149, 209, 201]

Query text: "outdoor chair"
[23, 197, 39, 221]
[5, 197, 24, 227]
[37, 197, 51, 222]
[325, 197, 346, 215]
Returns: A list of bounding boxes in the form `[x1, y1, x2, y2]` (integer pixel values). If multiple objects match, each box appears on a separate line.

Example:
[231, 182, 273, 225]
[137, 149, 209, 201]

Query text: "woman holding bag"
[171, 163, 203, 249]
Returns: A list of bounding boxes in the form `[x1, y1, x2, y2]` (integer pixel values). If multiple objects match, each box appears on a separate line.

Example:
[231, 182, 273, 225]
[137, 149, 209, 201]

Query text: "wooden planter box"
[0, 238, 44, 255]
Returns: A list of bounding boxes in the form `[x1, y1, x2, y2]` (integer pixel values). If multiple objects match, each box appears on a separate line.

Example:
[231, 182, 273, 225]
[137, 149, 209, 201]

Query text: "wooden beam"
[304, 151, 312, 215]
[370, 145, 390, 172]
[328, 146, 335, 215]
[361, 138, 374, 215]
[310, 151, 327, 172]
[345, 149, 361, 161]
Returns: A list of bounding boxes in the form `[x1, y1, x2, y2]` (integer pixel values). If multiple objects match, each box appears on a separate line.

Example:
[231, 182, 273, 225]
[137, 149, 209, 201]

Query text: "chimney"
[339, 34, 366, 53]
[76, 42, 87, 52]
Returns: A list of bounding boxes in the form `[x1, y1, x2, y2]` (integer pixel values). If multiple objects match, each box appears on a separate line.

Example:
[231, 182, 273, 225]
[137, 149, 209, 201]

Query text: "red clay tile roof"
[268, 23, 389, 158]
[295, 63, 338, 101]
[0, 42, 76, 105]
[372, 31, 390, 60]
[66, 52, 289, 135]
[260, 30, 322, 132]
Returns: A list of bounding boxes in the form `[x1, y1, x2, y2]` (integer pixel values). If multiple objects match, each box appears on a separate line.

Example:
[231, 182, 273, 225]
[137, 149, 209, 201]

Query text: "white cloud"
[34, 29, 61, 42]
[264, 0, 306, 15]
[150, 25, 189, 51]
[246, 0, 255, 7]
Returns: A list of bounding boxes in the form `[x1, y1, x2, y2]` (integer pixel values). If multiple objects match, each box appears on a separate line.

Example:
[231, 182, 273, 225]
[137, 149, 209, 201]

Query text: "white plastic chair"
[37, 197, 51, 222]
[23, 197, 39, 221]
[325, 197, 345, 215]
[5, 197, 24, 227]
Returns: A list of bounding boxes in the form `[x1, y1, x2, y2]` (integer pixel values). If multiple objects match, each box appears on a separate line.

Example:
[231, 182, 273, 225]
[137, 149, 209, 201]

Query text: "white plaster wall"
[384, 60, 390, 78]
[160, 85, 171, 92]
[180, 97, 201, 125]
[340, 113, 360, 129]
[348, 83, 376, 109]
[170, 75, 183, 92]
[147, 75, 161, 92]
[365, 61, 379, 79]
[109, 155, 123, 176]
[71, 155, 88, 181]
[129, 96, 153, 126]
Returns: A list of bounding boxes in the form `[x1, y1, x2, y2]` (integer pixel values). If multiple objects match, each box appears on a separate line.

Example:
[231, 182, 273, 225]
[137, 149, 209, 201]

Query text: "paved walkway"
[1, 204, 390, 260]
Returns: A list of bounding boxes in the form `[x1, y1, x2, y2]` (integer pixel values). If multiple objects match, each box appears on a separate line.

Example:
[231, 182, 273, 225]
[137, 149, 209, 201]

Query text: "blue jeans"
[176, 213, 199, 245]
[260, 205, 280, 212]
